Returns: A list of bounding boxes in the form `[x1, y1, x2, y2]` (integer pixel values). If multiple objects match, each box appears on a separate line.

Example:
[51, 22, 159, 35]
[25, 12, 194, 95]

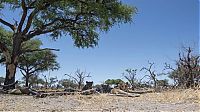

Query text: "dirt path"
[0, 89, 200, 111]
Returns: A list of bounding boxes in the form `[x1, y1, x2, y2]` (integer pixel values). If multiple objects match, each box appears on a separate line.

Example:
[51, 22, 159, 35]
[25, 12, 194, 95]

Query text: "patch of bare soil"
[0, 89, 200, 111]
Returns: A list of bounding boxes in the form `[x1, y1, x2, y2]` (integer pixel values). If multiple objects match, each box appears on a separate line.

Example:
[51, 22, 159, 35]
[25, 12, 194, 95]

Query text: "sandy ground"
[0, 89, 200, 112]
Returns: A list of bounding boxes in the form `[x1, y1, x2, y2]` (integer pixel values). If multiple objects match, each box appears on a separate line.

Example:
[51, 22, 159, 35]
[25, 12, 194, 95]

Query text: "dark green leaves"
[1, 0, 136, 48]
[30, 0, 136, 48]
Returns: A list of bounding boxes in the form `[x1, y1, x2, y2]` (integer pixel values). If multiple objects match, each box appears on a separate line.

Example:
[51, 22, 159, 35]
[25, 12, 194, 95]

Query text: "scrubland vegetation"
[0, 0, 199, 111]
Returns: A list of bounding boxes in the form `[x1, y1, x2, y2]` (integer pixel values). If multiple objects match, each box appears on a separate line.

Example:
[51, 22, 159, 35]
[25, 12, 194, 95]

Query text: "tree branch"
[0, 18, 15, 31]
[21, 48, 59, 54]
[20, 70, 26, 77]
[26, 20, 73, 40]
[65, 74, 79, 83]
[22, 0, 58, 35]
[22, 9, 39, 34]
[164, 63, 176, 71]
[0, 57, 5, 63]
[17, 0, 28, 33]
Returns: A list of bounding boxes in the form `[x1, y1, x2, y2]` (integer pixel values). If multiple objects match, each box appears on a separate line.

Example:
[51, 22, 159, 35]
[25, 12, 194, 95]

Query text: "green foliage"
[59, 79, 77, 88]
[22, 74, 46, 87]
[0, 27, 12, 51]
[0, 28, 59, 78]
[18, 39, 60, 73]
[105, 79, 124, 86]
[1, 0, 136, 48]
[0, 27, 13, 64]
[21, 39, 42, 51]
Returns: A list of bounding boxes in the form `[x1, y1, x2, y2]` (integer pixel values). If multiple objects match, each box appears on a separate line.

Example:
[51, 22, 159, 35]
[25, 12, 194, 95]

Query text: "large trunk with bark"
[25, 75, 29, 87]
[3, 64, 17, 89]
[3, 34, 22, 90]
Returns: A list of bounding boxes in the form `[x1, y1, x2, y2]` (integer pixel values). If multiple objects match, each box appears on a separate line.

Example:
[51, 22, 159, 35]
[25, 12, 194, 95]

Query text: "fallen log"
[81, 89, 99, 95]
[34, 89, 100, 98]
[34, 91, 80, 98]
[0, 81, 18, 89]
[108, 93, 140, 97]
[19, 87, 40, 95]
[127, 90, 154, 94]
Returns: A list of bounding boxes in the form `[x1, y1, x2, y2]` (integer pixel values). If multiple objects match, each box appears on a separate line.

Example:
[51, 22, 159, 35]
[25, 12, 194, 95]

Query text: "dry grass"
[1, 89, 200, 111]
[140, 89, 200, 103]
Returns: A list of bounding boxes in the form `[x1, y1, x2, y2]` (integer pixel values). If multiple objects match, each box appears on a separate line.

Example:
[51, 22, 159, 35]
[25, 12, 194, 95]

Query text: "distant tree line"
[0, 45, 199, 91]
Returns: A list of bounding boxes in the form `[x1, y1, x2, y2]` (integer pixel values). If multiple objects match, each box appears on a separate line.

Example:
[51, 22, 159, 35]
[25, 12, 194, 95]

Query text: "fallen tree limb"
[81, 89, 99, 95]
[108, 93, 140, 97]
[34, 91, 80, 98]
[127, 89, 154, 94]
[0, 81, 18, 88]
[34, 89, 100, 98]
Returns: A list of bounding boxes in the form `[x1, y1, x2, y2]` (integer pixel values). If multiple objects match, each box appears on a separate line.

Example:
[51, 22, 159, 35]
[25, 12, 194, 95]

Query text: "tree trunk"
[78, 82, 82, 90]
[3, 34, 22, 90]
[3, 64, 17, 89]
[25, 76, 29, 87]
[153, 79, 157, 90]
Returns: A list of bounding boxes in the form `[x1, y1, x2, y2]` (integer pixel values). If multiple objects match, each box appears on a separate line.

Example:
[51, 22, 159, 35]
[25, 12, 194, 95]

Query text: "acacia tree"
[18, 39, 59, 87]
[0, 0, 136, 89]
[0, 28, 59, 88]
[105, 79, 124, 86]
[22, 73, 46, 88]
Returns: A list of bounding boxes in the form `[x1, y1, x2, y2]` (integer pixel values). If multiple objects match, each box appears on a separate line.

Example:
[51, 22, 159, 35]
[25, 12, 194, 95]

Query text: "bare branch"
[139, 75, 151, 83]
[0, 57, 5, 63]
[0, 18, 15, 31]
[164, 63, 176, 71]
[66, 74, 79, 83]
[20, 70, 26, 77]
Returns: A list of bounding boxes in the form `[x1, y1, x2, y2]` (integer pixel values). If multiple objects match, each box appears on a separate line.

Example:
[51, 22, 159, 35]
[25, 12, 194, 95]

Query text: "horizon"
[0, 0, 199, 85]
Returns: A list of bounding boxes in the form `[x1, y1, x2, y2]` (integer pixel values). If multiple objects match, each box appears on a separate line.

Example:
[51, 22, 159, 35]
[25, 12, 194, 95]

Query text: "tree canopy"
[105, 79, 124, 86]
[0, 0, 136, 89]
[18, 39, 60, 87]
[0, 0, 136, 48]
[18, 39, 60, 74]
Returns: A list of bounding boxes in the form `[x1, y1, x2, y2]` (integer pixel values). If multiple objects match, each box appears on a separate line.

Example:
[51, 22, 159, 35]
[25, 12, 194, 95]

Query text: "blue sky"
[0, 0, 199, 84]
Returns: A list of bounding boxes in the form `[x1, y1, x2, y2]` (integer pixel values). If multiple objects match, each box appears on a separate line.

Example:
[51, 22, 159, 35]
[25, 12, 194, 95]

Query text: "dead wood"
[108, 93, 140, 97]
[0, 81, 18, 89]
[81, 89, 99, 95]
[34, 91, 81, 98]
[127, 89, 154, 94]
